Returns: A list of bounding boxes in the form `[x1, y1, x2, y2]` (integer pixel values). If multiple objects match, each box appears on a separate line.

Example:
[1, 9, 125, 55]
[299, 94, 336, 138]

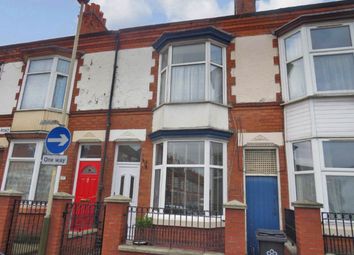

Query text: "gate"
[6, 200, 47, 255]
[60, 202, 105, 255]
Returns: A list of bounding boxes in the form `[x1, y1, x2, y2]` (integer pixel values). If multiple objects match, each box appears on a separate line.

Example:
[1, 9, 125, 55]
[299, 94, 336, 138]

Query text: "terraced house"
[0, 0, 353, 255]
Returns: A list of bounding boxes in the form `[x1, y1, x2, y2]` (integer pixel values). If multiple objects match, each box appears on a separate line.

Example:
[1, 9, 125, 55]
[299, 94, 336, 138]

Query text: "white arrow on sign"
[47, 134, 69, 146]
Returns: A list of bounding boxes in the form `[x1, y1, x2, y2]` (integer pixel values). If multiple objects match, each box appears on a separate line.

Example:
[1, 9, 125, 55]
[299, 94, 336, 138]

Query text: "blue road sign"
[45, 127, 71, 154]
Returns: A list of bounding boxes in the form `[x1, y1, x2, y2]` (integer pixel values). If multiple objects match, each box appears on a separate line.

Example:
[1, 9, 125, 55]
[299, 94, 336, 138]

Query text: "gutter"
[97, 32, 120, 203]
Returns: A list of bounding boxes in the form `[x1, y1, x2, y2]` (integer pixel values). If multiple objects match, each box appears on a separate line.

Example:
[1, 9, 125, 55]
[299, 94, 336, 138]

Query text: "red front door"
[75, 161, 100, 203]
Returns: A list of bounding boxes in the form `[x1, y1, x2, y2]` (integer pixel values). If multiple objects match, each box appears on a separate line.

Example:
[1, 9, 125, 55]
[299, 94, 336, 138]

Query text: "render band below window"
[158, 41, 226, 105]
[152, 140, 226, 215]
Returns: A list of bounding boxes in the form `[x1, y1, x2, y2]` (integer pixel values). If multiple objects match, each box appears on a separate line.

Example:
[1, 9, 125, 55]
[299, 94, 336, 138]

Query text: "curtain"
[287, 58, 306, 99]
[210, 65, 223, 103]
[21, 73, 50, 109]
[210, 168, 223, 215]
[171, 64, 205, 102]
[210, 142, 223, 166]
[153, 169, 161, 208]
[327, 176, 354, 213]
[5, 161, 34, 199]
[314, 53, 354, 91]
[29, 58, 52, 73]
[323, 141, 354, 168]
[52, 75, 67, 109]
[34, 165, 54, 201]
[295, 174, 316, 202]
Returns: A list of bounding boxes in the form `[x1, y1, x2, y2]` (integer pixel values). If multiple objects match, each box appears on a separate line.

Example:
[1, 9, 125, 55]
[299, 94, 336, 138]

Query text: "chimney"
[80, 3, 107, 34]
[235, 0, 256, 15]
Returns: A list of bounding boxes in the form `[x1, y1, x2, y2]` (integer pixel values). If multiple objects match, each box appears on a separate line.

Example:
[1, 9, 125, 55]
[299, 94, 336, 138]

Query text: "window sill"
[153, 101, 231, 112]
[15, 108, 64, 114]
[282, 92, 354, 106]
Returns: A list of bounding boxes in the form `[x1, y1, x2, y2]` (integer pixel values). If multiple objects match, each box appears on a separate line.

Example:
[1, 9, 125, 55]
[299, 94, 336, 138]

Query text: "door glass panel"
[82, 165, 97, 174]
[117, 144, 141, 162]
[80, 145, 101, 158]
[129, 176, 135, 199]
[119, 175, 125, 196]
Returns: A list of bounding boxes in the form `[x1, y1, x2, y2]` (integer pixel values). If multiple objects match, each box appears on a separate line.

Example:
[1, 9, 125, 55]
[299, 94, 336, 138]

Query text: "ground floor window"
[152, 140, 226, 215]
[1, 140, 57, 201]
[288, 139, 354, 213]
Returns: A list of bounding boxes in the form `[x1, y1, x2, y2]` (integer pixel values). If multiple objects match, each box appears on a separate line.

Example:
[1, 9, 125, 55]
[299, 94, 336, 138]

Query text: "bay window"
[1, 141, 56, 201]
[20, 57, 70, 110]
[152, 140, 226, 215]
[282, 23, 354, 101]
[158, 42, 226, 105]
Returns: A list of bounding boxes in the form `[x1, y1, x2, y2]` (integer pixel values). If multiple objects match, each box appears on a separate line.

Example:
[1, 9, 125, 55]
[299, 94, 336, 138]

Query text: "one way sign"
[45, 127, 71, 154]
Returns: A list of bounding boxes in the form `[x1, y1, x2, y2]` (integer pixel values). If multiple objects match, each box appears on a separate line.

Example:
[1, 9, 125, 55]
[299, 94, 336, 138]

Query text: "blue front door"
[246, 176, 280, 255]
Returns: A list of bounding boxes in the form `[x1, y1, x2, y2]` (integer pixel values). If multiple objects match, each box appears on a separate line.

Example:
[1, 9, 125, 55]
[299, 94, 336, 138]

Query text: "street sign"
[45, 127, 71, 154]
[42, 155, 68, 166]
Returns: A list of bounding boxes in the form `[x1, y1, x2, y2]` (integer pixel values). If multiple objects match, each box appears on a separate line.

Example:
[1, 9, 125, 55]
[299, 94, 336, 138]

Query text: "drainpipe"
[97, 32, 120, 203]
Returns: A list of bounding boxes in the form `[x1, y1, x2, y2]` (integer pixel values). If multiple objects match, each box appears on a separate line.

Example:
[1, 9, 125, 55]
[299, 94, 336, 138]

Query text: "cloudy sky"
[0, 0, 340, 46]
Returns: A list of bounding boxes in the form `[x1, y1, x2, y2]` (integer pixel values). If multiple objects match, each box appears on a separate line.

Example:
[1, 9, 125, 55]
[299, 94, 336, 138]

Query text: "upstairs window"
[20, 57, 70, 110]
[159, 42, 226, 105]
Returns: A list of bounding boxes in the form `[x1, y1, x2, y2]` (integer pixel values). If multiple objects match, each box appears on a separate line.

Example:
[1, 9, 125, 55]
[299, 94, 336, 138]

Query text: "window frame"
[18, 55, 71, 111]
[150, 138, 227, 215]
[1, 140, 60, 200]
[280, 21, 354, 102]
[157, 40, 227, 106]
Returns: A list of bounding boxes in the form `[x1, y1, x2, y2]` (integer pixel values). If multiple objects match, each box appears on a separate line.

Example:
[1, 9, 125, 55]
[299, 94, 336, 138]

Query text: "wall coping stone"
[292, 200, 323, 209]
[53, 192, 74, 200]
[224, 200, 247, 210]
[0, 190, 23, 197]
[119, 244, 224, 255]
[104, 195, 131, 203]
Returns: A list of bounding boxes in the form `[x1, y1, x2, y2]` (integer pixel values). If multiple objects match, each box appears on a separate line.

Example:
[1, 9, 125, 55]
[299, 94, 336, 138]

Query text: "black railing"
[6, 200, 47, 255]
[125, 206, 225, 252]
[60, 202, 105, 255]
[322, 212, 354, 255]
[284, 208, 296, 244]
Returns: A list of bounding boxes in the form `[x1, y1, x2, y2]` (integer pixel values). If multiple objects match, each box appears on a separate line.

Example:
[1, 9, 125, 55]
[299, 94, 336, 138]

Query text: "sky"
[0, 0, 341, 46]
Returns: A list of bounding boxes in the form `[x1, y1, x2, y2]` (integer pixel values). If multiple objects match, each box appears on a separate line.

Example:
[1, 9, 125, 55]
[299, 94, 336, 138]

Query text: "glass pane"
[295, 174, 316, 202]
[293, 141, 313, 171]
[161, 50, 168, 70]
[34, 165, 54, 201]
[165, 167, 204, 213]
[172, 44, 205, 64]
[311, 26, 352, 50]
[155, 143, 163, 165]
[171, 64, 205, 102]
[327, 176, 354, 213]
[285, 32, 302, 61]
[323, 141, 354, 168]
[57, 59, 70, 74]
[82, 166, 97, 174]
[210, 168, 223, 215]
[153, 169, 161, 208]
[159, 71, 166, 105]
[5, 162, 34, 199]
[210, 142, 223, 166]
[211, 44, 222, 65]
[167, 141, 204, 165]
[287, 58, 306, 99]
[28, 58, 53, 73]
[129, 176, 134, 199]
[119, 175, 125, 195]
[52, 75, 67, 109]
[12, 143, 36, 158]
[314, 54, 354, 91]
[117, 144, 141, 162]
[80, 145, 101, 158]
[21, 73, 50, 109]
[210, 65, 223, 103]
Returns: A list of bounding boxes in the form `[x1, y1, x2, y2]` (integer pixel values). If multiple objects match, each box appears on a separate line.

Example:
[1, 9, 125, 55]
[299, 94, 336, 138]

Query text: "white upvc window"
[19, 57, 70, 110]
[1, 140, 58, 201]
[158, 41, 227, 105]
[280, 22, 354, 101]
[151, 139, 227, 215]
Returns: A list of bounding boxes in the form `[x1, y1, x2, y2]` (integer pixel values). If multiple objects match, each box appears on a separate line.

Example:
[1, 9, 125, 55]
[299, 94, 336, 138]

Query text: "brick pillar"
[0, 190, 22, 253]
[224, 200, 247, 255]
[292, 201, 324, 255]
[45, 192, 74, 255]
[102, 195, 130, 255]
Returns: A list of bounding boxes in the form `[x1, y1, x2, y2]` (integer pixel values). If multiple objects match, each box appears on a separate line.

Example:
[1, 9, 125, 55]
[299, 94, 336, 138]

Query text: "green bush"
[135, 216, 153, 228]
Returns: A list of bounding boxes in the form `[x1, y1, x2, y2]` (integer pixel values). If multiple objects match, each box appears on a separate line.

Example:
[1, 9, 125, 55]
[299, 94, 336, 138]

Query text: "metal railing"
[6, 200, 47, 255]
[60, 202, 105, 255]
[322, 212, 354, 255]
[125, 206, 225, 252]
[284, 208, 296, 244]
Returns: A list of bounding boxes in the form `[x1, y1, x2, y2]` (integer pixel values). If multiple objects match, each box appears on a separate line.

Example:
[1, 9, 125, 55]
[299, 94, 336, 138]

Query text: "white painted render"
[232, 35, 280, 103]
[0, 138, 8, 148]
[152, 103, 229, 132]
[239, 132, 284, 146]
[113, 47, 154, 109]
[110, 129, 146, 141]
[72, 130, 106, 142]
[75, 51, 114, 110]
[0, 62, 23, 115]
